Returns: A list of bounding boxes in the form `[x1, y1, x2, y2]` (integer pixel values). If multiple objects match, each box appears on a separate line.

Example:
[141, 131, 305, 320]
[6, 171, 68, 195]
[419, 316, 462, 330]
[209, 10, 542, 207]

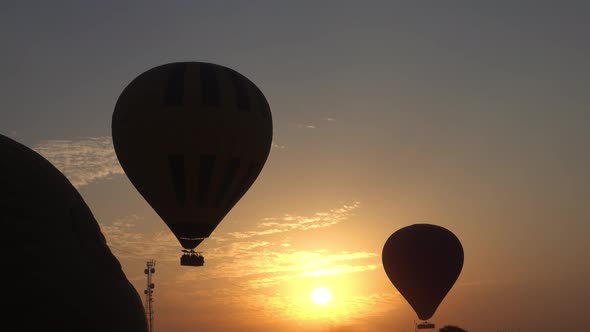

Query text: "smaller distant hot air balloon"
[382, 224, 463, 329]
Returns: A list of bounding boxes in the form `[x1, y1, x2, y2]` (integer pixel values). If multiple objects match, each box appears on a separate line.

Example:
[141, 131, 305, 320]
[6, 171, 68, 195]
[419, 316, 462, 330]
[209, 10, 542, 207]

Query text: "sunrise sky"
[2, 2, 589, 331]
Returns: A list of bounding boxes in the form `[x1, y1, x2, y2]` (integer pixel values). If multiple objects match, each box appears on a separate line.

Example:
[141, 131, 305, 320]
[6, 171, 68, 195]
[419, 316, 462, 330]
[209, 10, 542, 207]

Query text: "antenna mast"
[144, 259, 156, 332]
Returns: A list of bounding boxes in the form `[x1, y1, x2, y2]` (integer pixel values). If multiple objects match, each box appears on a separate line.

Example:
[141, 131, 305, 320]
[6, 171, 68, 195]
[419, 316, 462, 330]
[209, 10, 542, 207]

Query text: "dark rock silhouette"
[0, 134, 148, 332]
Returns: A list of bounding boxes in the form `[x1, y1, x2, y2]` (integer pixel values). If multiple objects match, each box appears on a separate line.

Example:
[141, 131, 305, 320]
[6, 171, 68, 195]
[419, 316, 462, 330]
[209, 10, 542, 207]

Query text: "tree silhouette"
[439, 326, 467, 332]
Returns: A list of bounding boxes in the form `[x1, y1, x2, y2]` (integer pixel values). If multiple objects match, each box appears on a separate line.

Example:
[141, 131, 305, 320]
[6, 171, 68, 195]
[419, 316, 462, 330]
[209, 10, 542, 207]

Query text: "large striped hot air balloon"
[112, 62, 273, 266]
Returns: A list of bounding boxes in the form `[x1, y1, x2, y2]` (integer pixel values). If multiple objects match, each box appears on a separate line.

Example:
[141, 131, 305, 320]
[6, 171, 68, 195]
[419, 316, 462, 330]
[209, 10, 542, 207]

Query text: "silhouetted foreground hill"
[0, 134, 147, 332]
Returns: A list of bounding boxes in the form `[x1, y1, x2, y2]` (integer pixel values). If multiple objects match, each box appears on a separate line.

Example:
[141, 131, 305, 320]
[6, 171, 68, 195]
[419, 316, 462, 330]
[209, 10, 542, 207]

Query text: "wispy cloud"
[180, 202, 373, 288]
[289, 117, 335, 130]
[33, 136, 123, 188]
[272, 141, 286, 150]
[291, 123, 317, 129]
[100, 215, 179, 262]
[34, 136, 284, 188]
[224, 201, 360, 240]
[101, 202, 386, 324]
[237, 249, 380, 288]
[103, 202, 363, 267]
[167, 240, 383, 325]
[101, 203, 373, 286]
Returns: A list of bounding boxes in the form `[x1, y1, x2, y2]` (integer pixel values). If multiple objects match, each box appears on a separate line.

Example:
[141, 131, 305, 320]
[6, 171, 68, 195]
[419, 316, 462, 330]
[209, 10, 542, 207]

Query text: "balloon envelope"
[382, 224, 463, 320]
[112, 62, 272, 249]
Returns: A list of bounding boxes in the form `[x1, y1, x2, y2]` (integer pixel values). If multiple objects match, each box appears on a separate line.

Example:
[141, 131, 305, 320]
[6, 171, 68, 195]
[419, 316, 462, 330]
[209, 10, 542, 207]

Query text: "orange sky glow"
[3, 3, 590, 331]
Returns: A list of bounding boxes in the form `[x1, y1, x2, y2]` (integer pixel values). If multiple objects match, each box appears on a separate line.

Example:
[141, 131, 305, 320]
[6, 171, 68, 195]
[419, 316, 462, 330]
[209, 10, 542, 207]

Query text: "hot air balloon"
[382, 224, 463, 329]
[112, 62, 273, 266]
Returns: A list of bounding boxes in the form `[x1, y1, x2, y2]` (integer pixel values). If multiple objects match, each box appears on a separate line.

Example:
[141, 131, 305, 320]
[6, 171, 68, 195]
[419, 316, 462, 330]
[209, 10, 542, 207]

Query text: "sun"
[311, 287, 333, 305]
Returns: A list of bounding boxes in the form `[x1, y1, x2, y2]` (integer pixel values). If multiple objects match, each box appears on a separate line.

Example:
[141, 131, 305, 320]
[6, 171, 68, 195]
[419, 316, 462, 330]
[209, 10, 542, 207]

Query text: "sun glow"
[255, 253, 384, 324]
[311, 287, 333, 305]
